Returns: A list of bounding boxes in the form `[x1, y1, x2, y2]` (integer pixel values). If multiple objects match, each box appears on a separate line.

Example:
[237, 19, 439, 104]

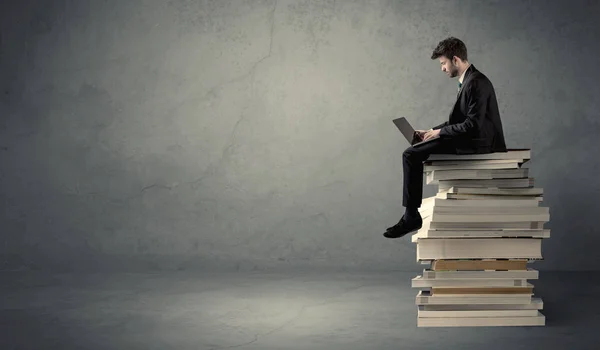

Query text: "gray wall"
[1, 0, 599, 272]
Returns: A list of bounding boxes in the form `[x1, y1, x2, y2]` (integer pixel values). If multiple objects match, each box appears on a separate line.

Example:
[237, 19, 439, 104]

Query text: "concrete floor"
[1, 270, 597, 350]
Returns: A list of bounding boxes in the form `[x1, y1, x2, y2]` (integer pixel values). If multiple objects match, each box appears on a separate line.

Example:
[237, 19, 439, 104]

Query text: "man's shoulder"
[468, 68, 494, 91]
[470, 67, 489, 82]
[471, 66, 497, 83]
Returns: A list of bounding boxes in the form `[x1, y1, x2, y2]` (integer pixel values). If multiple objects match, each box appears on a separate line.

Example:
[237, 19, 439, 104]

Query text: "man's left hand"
[423, 129, 440, 141]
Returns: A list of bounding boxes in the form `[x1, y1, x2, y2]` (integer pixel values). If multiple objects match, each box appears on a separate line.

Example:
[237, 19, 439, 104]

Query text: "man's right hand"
[415, 129, 428, 140]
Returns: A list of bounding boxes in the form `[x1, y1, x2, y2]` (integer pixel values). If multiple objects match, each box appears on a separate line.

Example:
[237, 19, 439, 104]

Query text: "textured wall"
[1, 0, 599, 272]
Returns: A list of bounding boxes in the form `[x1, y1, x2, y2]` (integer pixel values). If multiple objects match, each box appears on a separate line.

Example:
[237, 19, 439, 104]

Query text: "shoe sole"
[383, 225, 421, 238]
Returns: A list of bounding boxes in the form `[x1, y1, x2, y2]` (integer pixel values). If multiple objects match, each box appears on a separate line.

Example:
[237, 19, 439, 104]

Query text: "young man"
[384, 37, 507, 239]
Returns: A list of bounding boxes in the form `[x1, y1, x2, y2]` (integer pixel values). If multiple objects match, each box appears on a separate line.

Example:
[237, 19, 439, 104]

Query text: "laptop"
[392, 117, 440, 147]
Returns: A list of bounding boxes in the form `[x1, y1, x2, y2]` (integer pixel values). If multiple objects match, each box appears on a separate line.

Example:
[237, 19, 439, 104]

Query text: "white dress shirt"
[458, 63, 471, 89]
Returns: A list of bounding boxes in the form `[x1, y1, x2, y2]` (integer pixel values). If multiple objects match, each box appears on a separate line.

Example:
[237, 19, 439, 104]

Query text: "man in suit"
[384, 37, 507, 239]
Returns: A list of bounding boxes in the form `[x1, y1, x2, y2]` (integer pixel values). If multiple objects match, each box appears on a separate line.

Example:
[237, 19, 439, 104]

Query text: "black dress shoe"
[383, 214, 422, 239]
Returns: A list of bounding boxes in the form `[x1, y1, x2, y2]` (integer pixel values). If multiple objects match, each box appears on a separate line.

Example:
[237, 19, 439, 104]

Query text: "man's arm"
[439, 80, 489, 138]
[432, 121, 448, 130]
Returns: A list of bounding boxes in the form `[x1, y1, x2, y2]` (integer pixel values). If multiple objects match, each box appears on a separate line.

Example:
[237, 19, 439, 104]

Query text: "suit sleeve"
[439, 80, 488, 138]
[432, 121, 447, 130]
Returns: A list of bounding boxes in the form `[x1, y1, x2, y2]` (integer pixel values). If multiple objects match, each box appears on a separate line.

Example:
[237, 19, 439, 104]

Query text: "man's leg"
[384, 138, 456, 238]
[403, 138, 456, 209]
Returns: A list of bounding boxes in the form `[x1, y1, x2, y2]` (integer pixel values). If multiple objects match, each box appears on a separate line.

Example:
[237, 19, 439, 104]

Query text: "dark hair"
[431, 37, 468, 61]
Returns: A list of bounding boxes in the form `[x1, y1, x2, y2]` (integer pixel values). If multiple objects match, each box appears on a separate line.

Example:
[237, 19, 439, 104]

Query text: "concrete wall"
[1, 0, 599, 272]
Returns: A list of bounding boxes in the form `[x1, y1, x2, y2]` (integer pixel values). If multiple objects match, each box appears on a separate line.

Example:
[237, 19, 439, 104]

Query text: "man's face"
[439, 56, 459, 78]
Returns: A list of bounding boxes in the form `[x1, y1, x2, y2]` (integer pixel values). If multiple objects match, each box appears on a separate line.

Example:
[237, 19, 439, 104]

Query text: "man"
[384, 37, 507, 239]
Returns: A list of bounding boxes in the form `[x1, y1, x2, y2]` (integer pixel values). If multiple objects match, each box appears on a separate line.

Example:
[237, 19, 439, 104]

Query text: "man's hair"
[431, 37, 468, 62]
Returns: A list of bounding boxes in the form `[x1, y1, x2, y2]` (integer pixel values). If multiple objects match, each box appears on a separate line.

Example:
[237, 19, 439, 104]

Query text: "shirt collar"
[459, 63, 471, 84]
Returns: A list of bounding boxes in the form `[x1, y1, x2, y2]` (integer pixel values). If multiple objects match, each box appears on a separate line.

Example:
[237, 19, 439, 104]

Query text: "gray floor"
[1, 270, 598, 350]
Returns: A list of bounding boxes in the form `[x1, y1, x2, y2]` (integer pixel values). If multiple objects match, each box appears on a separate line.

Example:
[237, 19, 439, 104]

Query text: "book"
[419, 297, 543, 310]
[413, 228, 551, 239]
[422, 268, 539, 279]
[412, 276, 531, 288]
[426, 168, 529, 184]
[428, 209, 550, 223]
[416, 238, 543, 261]
[418, 306, 540, 318]
[436, 192, 543, 201]
[444, 186, 543, 196]
[427, 149, 531, 161]
[415, 290, 532, 305]
[424, 161, 521, 171]
[431, 284, 534, 295]
[425, 159, 526, 166]
[430, 259, 529, 271]
[417, 313, 545, 327]
[438, 178, 535, 191]
[430, 197, 541, 207]
[427, 221, 546, 230]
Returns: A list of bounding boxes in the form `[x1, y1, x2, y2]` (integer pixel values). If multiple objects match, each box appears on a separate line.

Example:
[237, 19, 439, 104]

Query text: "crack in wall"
[188, 0, 278, 190]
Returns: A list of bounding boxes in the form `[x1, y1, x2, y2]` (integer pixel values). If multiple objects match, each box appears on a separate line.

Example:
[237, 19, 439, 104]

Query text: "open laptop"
[392, 117, 440, 147]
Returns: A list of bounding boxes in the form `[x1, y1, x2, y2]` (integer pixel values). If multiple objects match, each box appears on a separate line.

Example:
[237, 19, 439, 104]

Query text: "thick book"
[436, 192, 543, 201]
[417, 312, 545, 327]
[430, 205, 548, 214]
[419, 297, 543, 310]
[412, 276, 530, 288]
[428, 208, 550, 223]
[417, 307, 540, 318]
[438, 178, 534, 191]
[444, 186, 543, 196]
[422, 268, 539, 279]
[416, 212, 548, 230]
[426, 168, 529, 184]
[415, 290, 532, 305]
[423, 160, 522, 171]
[430, 197, 541, 207]
[431, 284, 534, 295]
[412, 228, 551, 240]
[430, 259, 529, 271]
[416, 238, 543, 260]
[424, 159, 526, 166]
[427, 221, 546, 230]
[427, 149, 531, 161]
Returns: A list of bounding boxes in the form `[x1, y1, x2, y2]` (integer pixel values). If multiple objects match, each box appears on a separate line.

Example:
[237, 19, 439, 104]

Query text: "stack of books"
[411, 149, 550, 327]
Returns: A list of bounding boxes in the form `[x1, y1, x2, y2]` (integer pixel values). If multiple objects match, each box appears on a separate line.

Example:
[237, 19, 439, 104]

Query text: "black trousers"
[402, 138, 457, 208]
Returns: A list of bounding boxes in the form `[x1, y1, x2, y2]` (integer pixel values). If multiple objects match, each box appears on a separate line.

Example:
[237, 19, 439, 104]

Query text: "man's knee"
[403, 146, 420, 160]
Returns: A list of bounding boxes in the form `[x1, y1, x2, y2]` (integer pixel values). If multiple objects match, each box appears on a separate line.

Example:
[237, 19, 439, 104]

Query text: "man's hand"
[414, 129, 427, 140]
[422, 128, 440, 141]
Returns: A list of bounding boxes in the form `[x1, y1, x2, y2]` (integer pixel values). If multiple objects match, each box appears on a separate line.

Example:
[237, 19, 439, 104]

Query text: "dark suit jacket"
[432, 64, 507, 154]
